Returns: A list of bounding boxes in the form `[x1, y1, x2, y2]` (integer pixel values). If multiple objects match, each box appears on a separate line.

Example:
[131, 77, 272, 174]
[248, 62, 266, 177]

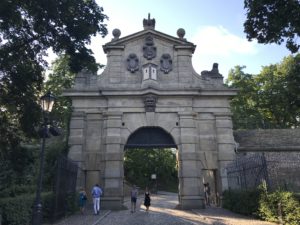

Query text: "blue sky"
[51, 0, 292, 79]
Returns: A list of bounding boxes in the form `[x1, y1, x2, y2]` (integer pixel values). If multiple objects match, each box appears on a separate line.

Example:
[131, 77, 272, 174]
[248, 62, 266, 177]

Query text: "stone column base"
[101, 197, 126, 210]
[179, 196, 205, 209]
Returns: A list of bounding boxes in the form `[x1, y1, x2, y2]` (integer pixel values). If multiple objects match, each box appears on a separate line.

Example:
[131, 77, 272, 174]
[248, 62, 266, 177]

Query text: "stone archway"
[64, 15, 237, 210]
[124, 126, 178, 202]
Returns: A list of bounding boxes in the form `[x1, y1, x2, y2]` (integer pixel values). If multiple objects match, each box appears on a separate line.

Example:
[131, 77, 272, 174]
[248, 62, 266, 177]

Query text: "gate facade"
[64, 16, 237, 209]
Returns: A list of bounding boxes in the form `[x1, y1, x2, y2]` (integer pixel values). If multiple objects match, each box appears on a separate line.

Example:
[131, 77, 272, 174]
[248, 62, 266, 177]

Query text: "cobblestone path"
[95, 192, 275, 225]
[46, 192, 276, 225]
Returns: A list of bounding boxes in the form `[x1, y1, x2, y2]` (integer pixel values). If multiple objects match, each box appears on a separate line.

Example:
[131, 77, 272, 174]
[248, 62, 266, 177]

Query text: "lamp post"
[32, 91, 56, 225]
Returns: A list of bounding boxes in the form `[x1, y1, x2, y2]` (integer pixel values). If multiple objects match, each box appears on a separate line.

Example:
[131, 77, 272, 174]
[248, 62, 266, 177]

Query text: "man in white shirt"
[91, 184, 103, 215]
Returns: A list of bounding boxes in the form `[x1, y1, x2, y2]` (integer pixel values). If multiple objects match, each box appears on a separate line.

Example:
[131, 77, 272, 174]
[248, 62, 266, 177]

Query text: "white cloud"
[191, 25, 259, 78]
[192, 25, 257, 56]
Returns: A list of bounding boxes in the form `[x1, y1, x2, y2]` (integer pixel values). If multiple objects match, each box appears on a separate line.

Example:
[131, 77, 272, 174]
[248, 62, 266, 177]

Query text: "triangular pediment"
[103, 29, 196, 53]
[62, 15, 235, 91]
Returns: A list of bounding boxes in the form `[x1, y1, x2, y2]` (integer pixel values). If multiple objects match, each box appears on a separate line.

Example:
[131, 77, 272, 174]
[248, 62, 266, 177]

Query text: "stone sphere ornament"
[177, 28, 185, 39]
[112, 28, 121, 40]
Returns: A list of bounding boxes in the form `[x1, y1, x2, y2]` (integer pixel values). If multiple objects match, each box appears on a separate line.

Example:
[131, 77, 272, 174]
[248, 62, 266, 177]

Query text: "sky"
[49, 0, 292, 79]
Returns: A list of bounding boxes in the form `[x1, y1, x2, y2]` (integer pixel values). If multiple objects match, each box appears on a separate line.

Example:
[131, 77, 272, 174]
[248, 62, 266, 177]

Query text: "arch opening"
[123, 127, 179, 202]
[125, 127, 176, 148]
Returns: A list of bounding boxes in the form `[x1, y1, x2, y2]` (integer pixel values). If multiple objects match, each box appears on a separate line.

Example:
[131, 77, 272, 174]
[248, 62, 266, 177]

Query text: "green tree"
[0, 0, 108, 144]
[244, 0, 300, 53]
[227, 54, 300, 129]
[256, 55, 300, 127]
[226, 66, 263, 129]
[124, 148, 178, 190]
[44, 54, 75, 134]
[0, 0, 108, 192]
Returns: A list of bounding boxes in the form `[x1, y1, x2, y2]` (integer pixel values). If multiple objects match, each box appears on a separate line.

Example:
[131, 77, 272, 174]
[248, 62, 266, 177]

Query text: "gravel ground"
[44, 209, 111, 225]
[45, 192, 276, 225]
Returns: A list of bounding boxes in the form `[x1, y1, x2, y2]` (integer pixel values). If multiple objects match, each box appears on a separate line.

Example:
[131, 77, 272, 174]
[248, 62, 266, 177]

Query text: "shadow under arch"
[125, 126, 177, 148]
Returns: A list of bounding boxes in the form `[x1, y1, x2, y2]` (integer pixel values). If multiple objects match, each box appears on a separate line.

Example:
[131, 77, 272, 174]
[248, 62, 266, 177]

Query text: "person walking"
[143, 187, 151, 211]
[130, 185, 138, 213]
[91, 184, 103, 215]
[79, 188, 87, 214]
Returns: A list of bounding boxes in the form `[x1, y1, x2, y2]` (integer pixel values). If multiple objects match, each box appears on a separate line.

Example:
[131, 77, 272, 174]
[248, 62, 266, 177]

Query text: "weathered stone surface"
[63, 17, 237, 210]
[234, 129, 300, 151]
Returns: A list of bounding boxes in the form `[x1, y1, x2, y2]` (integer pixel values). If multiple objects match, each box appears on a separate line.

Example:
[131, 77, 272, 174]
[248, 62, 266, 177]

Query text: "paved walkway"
[45, 192, 276, 225]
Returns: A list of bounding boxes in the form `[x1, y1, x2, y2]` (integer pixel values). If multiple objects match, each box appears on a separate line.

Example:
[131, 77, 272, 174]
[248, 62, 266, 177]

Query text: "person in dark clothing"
[144, 187, 151, 211]
[204, 182, 211, 206]
[79, 187, 87, 214]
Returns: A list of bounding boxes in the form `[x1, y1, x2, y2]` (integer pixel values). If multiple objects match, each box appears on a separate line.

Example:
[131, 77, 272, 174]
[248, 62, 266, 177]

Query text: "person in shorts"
[130, 185, 138, 212]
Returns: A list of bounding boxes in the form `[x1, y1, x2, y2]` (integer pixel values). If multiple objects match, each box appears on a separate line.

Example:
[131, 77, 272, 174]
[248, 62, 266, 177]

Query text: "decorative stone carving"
[160, 54, 172, 73]
[112, 28, 121, 40]
[177, 28, 186, 40]
[142, 63, 157, 80]
[143, 94, 157, 112]
[143, 13, 155, 30]
[201, 63, 223, 79]
[127, 53, 139, 73]
[143, 35, 156, 60]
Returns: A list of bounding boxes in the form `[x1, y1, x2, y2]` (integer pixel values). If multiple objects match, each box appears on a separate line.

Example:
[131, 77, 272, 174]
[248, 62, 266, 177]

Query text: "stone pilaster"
[197, 113, 218, 169]
[174, 46, 194, 84]
[215, 113, 235, 191]
[84, 113, 104, 199]
[68, 111, 86, 189]
[102, 111, 124, 209]
[178, 112, 204, 209]
[105, 47, 124, 84]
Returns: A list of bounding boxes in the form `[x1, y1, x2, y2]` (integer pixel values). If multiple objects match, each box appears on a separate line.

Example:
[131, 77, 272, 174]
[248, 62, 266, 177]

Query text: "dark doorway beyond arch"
[125, 127, 176, 148]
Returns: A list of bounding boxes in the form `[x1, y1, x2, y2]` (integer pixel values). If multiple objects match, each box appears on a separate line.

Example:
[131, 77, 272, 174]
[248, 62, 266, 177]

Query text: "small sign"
[151, 174, 157, 179]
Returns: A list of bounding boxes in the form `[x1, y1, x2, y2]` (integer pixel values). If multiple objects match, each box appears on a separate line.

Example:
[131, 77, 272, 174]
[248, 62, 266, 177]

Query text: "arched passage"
[125, 126, 177, 148]
[124, 126, 178, 205]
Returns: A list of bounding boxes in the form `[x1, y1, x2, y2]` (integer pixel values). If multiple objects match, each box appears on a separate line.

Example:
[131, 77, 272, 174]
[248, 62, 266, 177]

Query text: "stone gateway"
[63, 15, 237, 209]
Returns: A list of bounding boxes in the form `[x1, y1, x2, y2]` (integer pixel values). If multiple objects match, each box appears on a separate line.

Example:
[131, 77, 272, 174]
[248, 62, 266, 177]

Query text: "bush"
[222, 186, 300, 225]
[65, 192, 78, 215]
[0, 185, 36, 198]
[0, 192, 55, 225]
[259, 187, 300, 225]
[222, 189, 260, 216]
[0, 194, 34, 225]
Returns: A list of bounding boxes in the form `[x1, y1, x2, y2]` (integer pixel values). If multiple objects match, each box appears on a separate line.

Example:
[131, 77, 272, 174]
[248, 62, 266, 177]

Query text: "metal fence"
[226, 153, 300, 192]
[227, 154, 269, 190]
[52, 156, 78, 220]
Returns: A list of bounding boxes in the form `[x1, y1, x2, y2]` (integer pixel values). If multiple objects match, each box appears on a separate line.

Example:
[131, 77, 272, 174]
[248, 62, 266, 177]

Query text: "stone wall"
[234, 129, 300, 152]
[232, 129, 300, 192]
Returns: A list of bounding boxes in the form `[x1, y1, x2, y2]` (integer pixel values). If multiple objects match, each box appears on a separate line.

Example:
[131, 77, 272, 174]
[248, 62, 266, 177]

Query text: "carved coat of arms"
[127, 53, 139, 73]
[143, 35, 156, 60]
[160, 54, 172, 73]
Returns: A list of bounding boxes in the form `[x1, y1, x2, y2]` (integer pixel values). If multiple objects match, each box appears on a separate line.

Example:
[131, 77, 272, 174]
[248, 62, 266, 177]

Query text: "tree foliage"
[0, 0, 108, 143]
[226, 66, 263, 129]
[0, 0, 107, 193]
[244, 0, 300, 53]
[44, 54, 76, 133]
[227, 54, 300, 129]
[124, 148, 178, 190]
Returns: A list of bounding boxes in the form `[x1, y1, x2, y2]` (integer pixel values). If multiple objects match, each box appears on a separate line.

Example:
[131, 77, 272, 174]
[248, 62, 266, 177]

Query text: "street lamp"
[32, 91, 56, 225]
